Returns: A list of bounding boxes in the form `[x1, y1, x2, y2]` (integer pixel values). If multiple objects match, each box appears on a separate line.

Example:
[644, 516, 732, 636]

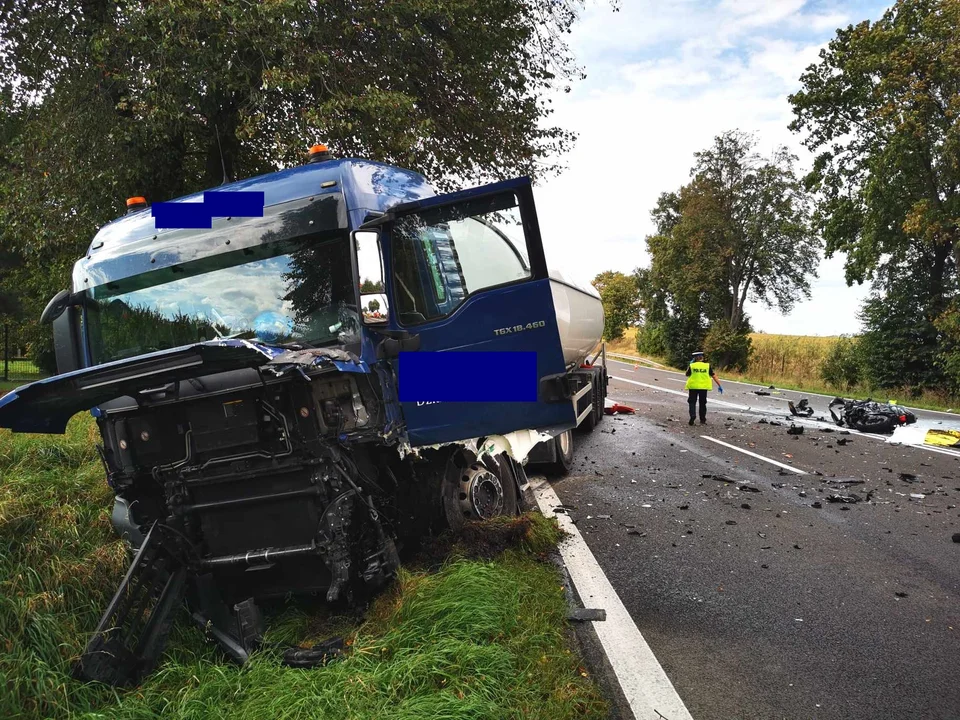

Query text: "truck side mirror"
[40, 289, 72, 325]
[41, 290, 83, 375]
[351, 230, 390, 324]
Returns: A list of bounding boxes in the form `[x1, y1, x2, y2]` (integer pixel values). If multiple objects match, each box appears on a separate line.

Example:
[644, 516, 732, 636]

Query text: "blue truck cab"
[0, 149, 605, 685]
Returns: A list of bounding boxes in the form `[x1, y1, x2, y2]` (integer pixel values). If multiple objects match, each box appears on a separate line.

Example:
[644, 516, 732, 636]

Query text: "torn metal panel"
[266, 347, 369, 374]
[398, 427, 555, 465]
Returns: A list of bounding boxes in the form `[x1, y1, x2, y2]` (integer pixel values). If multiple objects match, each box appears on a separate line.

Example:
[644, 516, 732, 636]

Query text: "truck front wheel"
[440, 450, 519, 533]
[550, 429, 574, 475]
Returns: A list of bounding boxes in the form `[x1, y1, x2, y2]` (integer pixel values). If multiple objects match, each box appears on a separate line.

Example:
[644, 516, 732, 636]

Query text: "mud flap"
[74, 522, 187, 686]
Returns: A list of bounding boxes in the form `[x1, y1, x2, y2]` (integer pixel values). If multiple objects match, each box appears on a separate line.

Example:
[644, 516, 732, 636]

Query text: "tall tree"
[0, 0, 606, 318]
[789, 0, 960, 296]
[789, 0, 960, 391]
[639, 131, 818, 368]
[591, 270, 639, 341]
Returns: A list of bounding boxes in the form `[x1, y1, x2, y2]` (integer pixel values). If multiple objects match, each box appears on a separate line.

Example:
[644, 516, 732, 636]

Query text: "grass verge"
[1, 416, 606, 720]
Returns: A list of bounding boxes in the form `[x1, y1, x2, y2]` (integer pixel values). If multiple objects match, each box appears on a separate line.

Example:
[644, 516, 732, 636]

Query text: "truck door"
[375, 177, 577, 447]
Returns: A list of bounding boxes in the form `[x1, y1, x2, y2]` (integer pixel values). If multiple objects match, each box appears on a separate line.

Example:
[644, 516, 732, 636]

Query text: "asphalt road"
[546, 358, 960, 720]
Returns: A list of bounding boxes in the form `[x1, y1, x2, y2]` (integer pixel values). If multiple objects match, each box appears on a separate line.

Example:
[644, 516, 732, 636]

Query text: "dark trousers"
[688, 389, 707, 421]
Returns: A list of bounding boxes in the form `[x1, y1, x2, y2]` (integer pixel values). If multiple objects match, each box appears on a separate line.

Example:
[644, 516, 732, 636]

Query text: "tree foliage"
[638, 131, 818, 369]
[789, 0, 960, 392]
[591, 270, 638, 341]
[789, 0, 960, 292]
[0, 0, 605, 322]
[858, 251, 957, 392]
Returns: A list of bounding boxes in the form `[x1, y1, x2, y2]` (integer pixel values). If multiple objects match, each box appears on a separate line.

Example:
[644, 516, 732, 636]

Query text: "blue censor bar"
[398, 351, 539, 402]
[152, 191, 265, 229]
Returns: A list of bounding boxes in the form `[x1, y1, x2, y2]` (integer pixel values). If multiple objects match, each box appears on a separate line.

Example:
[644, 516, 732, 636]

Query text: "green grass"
[0, 416, 606, 720]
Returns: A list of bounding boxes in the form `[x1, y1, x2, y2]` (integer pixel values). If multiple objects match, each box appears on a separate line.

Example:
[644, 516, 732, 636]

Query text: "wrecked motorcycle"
[828, 397, 917, 434]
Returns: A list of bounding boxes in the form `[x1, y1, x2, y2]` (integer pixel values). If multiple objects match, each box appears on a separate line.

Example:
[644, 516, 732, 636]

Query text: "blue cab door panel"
[382, 177, 576, 447]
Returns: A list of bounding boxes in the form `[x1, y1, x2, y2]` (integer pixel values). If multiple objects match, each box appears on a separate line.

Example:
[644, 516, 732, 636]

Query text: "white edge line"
[531, 476, 695, 720]
[699, 435, 809, 475]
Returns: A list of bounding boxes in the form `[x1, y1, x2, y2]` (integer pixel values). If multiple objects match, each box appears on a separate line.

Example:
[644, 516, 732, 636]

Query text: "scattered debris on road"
[827, 494, 862, 504]
[788, 399, 815, 417]
[754, 390, 771, 396]
[703, 474, 734, 483]
[604, 403, 636, 415]
[787, 424, 804, 435]
[738, 484, 761, 493]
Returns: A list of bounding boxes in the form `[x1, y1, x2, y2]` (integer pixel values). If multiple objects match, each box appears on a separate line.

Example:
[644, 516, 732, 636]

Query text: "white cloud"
[533, 0, 888, 335]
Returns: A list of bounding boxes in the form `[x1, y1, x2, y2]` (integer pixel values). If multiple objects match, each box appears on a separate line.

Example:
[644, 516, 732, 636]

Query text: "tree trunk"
[930, 236, 953, 317]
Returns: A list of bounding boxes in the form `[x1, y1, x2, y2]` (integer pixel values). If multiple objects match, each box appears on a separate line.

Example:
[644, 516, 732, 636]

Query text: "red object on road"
[605, 403, 636, 415]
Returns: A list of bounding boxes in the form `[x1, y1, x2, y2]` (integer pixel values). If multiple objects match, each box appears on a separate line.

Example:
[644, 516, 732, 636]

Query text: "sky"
[533, 0, 892, 336]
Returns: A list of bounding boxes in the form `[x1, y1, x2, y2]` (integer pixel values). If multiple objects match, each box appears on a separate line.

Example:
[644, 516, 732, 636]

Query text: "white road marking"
[531, 476, 695, 720]
[610, 375, 753, 410]
[699, 435, 809, 475]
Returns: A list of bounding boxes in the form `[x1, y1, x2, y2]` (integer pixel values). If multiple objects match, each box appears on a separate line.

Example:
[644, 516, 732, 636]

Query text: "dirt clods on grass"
[415, 512, 562, 569]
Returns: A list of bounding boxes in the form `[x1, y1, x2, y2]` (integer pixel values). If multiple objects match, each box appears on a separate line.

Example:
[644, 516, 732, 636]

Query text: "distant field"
[604, 327, 640, 357]
[739, 333, 838, 387]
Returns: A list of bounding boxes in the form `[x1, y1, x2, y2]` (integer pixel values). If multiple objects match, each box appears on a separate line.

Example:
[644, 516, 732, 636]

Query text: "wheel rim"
[558, 430, 571, 459]
[459, 463, 504, 519]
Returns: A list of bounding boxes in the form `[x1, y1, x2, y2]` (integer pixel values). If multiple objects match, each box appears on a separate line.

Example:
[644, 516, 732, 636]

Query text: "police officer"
[685, 351, 722, 426]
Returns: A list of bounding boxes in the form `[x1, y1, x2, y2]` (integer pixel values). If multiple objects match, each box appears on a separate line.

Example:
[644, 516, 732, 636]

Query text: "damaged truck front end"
[0, 156, 591, 686]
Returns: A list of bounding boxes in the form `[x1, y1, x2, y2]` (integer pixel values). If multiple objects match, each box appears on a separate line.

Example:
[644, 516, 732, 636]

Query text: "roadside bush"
[819, 335, 863, 390]
[703, 323, 751, 371]
[635, 322, 667, 357]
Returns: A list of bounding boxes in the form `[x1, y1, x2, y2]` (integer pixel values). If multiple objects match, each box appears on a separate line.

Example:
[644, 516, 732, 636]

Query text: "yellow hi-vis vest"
[685, 361, 713, 390]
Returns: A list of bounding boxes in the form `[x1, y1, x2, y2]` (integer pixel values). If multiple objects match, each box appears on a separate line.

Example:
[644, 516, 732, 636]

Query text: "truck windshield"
[84, 235, 358, 364]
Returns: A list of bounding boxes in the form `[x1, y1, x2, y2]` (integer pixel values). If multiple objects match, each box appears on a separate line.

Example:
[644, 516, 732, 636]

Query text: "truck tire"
[549, 429, 574, 475]
[441, 450, 519, 533]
